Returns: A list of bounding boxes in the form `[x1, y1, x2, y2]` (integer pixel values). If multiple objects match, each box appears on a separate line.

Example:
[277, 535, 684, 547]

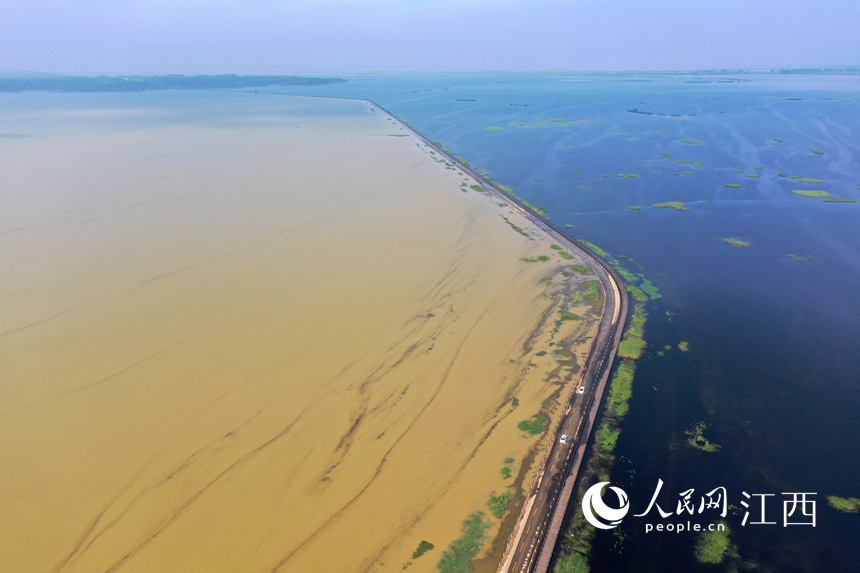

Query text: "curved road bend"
[365, 100, 629, 573]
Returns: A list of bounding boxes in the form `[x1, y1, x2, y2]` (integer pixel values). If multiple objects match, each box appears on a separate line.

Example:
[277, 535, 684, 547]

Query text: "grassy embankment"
[553, 243, 661, 573]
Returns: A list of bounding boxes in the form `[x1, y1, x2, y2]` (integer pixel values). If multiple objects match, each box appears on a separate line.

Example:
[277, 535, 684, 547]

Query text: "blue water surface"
[277, 73, 860, 573]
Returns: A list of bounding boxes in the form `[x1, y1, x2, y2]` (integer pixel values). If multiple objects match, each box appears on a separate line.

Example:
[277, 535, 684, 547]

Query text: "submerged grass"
[694, 521, 731, 564]
[518, 414, 548, 435]
[827, 496, 860, 513]
[652, 201, 689, 210]
[718, 237, 750, 248]
[792, 190, 830, 198]
[685, 421, 721, 453]
[412, 540, 435, 560]
[437, 512, 491, 573]
[488, 490, 513, 519]
[618, 336, 645, 360]
[791, 177, 825, 183]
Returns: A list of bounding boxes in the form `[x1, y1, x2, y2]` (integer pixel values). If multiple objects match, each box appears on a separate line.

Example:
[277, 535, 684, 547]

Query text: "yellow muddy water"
[0, 93, 598, 572]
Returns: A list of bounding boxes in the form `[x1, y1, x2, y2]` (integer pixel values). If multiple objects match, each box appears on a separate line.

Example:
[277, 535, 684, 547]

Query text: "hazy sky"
[2, 0, 858, 74]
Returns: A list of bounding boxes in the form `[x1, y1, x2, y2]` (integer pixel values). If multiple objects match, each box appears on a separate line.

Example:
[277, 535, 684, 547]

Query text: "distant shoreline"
[0, 73, 345, 93]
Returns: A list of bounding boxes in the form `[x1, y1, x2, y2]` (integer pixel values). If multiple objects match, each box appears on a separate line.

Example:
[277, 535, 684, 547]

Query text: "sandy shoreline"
[0, 92, 599, 572]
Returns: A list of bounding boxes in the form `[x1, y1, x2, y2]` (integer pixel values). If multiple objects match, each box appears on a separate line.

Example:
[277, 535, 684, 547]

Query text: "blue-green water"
[279, 74, 860, 572]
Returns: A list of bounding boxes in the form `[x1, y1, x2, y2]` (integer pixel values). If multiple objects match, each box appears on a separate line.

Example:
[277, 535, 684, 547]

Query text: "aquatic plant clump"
[436, 512, 491, 573]
[725, 184, 741, 188]
[822, 198, 857, 203]
[487, 490, 513, 518]
[618, 336, 645, 360]
[790, 176, 824, 183]
[681, 139, 706, 144]
[718, 237, 750, 248]
[792, 190, 831, 198]
[827, 496, 860, 513]
[412, 540, 435, 560]
[685, 421, 721, 452]
[652, 201, 689, 210]
[517, 415, 548, 435]
[694, 521, 731, 564]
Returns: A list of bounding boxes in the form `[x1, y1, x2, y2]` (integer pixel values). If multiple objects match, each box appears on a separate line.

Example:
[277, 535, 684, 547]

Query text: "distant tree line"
[0, 74, 346, 92]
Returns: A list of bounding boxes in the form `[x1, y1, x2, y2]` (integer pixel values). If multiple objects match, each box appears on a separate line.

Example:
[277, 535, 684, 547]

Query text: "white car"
[578, 386, 585, 394]
[559, 434, 568, 444]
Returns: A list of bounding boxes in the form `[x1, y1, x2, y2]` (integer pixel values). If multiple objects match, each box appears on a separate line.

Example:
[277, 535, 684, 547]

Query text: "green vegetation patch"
[776, 173, 789, 177]
[792, 190, 831, 198]
[560, 312, 581, 321]
[678, 341, 690, 352]
[606, 362, 635, 417]
[596, 423, 620, 450]
[618, 336, 646, 360]
[520, 255, 551, 263]
[718, 237, 750, 248]
[485, 126, 505, 131]
[810, 149, 824, 155]
[686, 421, 721, 453]
[551, 244, 563, 250]
[518, 414, 549, 435]
[640, 278, 662, 299]
[732, 169, 745, 173]
[745, 174, 761, 178]
[559, 251, 574, 260]
[616, 173, 639, 178]
[652, 201, 689, 210]
[681, 139, 706, 144]
[412, 540, 435, 560]
[627, 205, 642, 211]
[823, 198, 856, 203]
[791, 176, 824, 183]
[725, 184, 741, 188]
[437, 512, 491, 573]
[614, 266, 638, 284]
[488, 490, 513, 519]
[583, 281, 600, 300]
[580, 241, 609, 258]
[827, 496, 860, 513]
[626, 285, 647, 303]
[694, 521, 730, 564]
[570, 264, 591, 274]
